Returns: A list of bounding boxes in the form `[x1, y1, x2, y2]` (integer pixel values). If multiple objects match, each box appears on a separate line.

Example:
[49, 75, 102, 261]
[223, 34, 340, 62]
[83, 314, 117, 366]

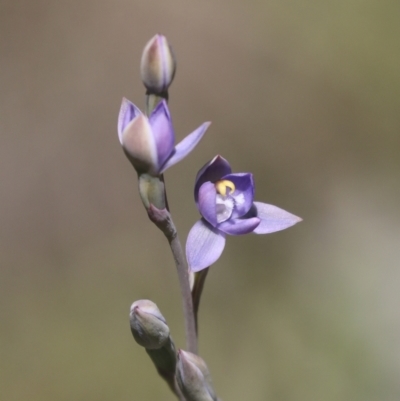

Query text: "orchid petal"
[186, 219, 226, 272]
[149, 100, 175, 169]
[218, 217, 260, 235]
[160, 122, 211, 173]
[121, 115, 158, 174]
[215, 194, 234, 223]
[194, 155, 231, 203]
[197, 182, 218, 227]
[223, 173, 254, 218]
[251, 202, 302, 234]
[118, 98, 142, 144]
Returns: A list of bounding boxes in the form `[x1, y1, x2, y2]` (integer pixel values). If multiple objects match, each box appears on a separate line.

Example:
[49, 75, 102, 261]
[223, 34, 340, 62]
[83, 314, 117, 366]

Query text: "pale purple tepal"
[118, 98, 210, 175]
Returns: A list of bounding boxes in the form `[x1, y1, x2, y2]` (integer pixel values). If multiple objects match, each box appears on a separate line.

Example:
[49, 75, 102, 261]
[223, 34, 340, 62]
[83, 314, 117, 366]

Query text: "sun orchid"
[120, 34, 305, 399]
[186, 155, 302, 272]
[118, 98, 210, 175]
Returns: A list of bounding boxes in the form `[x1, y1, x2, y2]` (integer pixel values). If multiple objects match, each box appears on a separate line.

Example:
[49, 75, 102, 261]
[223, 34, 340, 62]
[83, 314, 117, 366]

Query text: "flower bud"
[129, 300, 170, 349]
[176, 350, 217, 401]
[140, 34, 176, 94]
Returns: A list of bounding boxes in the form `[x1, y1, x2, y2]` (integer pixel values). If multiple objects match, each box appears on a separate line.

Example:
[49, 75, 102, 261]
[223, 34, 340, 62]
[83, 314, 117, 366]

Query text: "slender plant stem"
[167, 231, 198, 355]
[145, 92, 197, 355]
[147, 204, 198, 355]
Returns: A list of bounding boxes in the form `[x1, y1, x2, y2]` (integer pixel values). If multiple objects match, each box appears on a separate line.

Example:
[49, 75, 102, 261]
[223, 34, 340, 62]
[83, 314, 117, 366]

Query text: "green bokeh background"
[1, 1, 400, 400]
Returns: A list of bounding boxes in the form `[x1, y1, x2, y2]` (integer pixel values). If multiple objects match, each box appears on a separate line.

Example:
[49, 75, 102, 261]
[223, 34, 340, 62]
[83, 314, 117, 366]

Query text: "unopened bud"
[141, 34, 176, 94]
[130, 300, 170, 349]
[176, 350, 217, 401]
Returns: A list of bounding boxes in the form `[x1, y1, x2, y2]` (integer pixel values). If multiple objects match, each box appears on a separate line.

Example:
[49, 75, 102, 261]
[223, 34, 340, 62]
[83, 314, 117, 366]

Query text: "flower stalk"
[120, 32, 302, 401]
[118, 34, 209, 356]
[135, 65, 199, 354]
[167, 226, 198, 355]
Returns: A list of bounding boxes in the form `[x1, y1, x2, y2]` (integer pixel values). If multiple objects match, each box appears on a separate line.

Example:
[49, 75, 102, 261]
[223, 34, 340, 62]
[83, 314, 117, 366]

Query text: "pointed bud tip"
[129, 300, 170, 349]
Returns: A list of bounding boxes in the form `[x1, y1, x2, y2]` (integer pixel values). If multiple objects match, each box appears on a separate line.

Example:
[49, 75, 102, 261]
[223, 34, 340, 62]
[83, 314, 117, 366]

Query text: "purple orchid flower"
[186, 155, 302, 272]
[118, 98, 210, 175]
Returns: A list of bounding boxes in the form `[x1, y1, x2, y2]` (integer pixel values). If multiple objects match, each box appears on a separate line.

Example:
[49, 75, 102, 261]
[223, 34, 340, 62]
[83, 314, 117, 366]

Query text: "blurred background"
[1, 1, 400, 400]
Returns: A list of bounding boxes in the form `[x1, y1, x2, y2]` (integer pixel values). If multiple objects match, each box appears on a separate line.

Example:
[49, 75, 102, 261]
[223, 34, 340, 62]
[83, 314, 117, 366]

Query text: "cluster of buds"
[130, 300, 217, 401]
[120, 34, 301, 401]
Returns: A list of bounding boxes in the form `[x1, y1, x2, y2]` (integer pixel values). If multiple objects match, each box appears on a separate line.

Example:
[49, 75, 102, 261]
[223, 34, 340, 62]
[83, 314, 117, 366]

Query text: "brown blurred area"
[1, 1, 400, 400]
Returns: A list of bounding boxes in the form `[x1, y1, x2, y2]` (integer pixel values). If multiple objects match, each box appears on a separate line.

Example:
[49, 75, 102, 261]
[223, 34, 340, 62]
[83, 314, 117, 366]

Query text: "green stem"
[167, 231, 198, 355]
[146, 204, 198, 355]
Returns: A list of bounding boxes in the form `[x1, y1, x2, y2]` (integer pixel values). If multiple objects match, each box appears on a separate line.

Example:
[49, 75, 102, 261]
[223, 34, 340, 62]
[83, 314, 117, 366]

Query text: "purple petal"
[218, 217, 260, 235]
[118, 98, 142, 144]
[186, 219, 226, 272]
[160, 122, 211, 173]
[194, 155, 232, 203]
[121, 115, 158, 174]
[222, 173, 254, 218]
[149, 100, 175, 169]
[197, 182, 218, 227]
[251, 202, 302, 234]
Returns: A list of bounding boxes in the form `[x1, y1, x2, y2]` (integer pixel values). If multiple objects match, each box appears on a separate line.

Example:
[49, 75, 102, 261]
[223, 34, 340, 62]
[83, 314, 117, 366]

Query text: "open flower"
[118, 98, 210, 175]
[186, 155, 302, 272]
